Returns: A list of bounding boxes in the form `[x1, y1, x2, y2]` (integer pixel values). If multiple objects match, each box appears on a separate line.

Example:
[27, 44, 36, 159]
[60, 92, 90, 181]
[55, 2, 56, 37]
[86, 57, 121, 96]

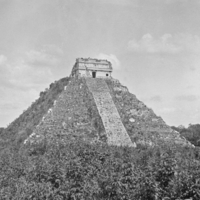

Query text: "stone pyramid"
[25, 76, 191, 147]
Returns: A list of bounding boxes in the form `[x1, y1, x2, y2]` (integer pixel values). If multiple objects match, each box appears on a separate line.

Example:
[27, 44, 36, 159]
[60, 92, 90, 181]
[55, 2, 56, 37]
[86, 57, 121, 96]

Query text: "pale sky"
[0, 0, 200, 127]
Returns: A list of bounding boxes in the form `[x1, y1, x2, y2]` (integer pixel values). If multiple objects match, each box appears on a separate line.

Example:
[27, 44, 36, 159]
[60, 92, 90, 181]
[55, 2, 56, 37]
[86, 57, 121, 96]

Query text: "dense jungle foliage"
[172, 124, 200, 147]
[0, 135, 200, 200]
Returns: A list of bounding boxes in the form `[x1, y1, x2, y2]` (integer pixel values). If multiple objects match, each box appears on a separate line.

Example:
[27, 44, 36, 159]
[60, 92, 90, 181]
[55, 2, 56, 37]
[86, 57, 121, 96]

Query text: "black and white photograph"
[0, 0, 199, 199]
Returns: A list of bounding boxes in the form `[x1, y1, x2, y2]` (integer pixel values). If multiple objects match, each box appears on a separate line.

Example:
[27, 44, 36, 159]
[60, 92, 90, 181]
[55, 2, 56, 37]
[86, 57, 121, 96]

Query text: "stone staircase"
[86, 78, 135, 147]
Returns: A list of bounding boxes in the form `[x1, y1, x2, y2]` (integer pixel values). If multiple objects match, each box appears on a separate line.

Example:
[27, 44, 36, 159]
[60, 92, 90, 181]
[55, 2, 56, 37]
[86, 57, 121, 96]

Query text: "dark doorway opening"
[92, 72, 96, 78]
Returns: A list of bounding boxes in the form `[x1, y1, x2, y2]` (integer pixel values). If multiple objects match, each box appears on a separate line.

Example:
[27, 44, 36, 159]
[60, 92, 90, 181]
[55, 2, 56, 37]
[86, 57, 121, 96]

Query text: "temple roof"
[73, 58, 113, 71]
[77, 57, 111, 65]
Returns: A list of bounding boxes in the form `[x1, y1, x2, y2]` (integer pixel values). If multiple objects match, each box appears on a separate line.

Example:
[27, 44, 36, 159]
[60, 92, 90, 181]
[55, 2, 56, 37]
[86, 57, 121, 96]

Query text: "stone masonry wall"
[85, 78, 135, 147]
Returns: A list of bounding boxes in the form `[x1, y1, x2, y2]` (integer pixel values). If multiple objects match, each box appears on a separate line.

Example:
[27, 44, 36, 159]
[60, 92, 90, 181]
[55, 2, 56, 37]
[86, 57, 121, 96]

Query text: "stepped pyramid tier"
[24, 75, 192, 147]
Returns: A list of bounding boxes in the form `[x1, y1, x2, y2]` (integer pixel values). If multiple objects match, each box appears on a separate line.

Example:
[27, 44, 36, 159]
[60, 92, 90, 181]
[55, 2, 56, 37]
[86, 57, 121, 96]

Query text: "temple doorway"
[92, 71, 96, 78]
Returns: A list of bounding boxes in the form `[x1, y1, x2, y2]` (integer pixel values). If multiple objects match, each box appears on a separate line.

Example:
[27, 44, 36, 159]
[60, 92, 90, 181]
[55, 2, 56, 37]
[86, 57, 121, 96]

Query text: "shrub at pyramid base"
[24, 76, 192, 148]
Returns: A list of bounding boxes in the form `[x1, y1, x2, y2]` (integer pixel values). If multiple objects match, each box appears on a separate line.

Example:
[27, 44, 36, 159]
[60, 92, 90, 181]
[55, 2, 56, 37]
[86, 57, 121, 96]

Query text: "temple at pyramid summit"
[22, 58, 192, 147]
[71, 58, 113, 78]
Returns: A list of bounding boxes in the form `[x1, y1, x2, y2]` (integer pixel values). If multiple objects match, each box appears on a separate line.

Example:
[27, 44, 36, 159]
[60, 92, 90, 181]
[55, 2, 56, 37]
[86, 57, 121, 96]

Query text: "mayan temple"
[24, 58, 191, 147]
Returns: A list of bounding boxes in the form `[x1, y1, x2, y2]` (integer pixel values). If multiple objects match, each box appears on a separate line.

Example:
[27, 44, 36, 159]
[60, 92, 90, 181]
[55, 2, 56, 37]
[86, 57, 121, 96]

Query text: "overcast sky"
[0, 0, 200, 127]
